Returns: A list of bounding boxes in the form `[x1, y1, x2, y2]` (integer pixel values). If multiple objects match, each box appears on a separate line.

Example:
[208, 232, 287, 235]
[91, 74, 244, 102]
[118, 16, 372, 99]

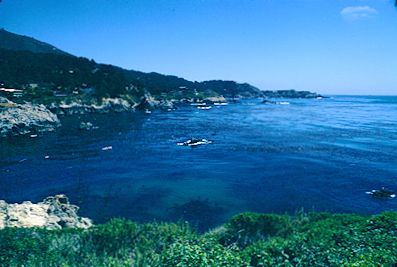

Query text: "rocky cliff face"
[0, 195, 92, 230]
[136, 93, 175, 111]
[0, 97, 60, 137]
[48, 94, 175, 115]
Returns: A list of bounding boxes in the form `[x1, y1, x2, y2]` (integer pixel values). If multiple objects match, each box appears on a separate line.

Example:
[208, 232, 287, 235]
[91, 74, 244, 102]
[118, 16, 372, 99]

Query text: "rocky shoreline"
[0, 89, 323, 138]
[0, 93, 176, 137]
[0, 97, 60, 137]
[0, 194, 92, 230]
[47, 94, 176, 115]
[0, 93, 228, 137]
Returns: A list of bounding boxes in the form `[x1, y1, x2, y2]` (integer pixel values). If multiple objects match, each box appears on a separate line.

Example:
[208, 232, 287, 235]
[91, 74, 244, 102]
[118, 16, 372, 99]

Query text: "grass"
[1, 211, 397, 266]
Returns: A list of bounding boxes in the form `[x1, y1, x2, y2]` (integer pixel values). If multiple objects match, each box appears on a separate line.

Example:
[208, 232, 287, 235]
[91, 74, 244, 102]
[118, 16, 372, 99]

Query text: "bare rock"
[0, 98, 60, 137]
[79, 121, 98, 131]
[204, 96, 227, 103]
[0, 194, 92, 230]
[54, 97, 134, 115]
[136, 93, 175, 111]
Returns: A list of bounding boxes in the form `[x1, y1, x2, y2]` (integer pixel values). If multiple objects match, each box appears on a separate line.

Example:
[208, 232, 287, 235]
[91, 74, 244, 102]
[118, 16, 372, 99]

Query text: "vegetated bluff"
[1, 210, 397, 266]
[0, 29, 262, 102]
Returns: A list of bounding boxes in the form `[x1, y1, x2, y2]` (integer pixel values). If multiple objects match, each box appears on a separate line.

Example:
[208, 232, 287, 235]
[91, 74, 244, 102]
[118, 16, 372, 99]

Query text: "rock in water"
[177, 138, 213, 147]
[0, 98, 60, 137]
[366, 187, 396, 199]
[0, 194, 92, 229]
[79, 121, 98, 131]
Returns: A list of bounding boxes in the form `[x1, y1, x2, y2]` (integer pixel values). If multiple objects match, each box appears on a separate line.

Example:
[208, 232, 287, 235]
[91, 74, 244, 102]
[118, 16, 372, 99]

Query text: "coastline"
[0, 89, 324, 138]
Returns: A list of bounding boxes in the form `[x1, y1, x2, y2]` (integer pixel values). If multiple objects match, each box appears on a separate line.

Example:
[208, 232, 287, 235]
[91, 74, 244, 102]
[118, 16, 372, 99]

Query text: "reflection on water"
[1, 96, 397, 230]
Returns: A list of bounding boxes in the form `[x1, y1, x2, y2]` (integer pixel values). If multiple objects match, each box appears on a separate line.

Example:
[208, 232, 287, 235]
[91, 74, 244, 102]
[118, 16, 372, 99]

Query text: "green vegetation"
[1, 211, 397, 266]
[0, 28, 69, 55]
[0, 29, 262, 104]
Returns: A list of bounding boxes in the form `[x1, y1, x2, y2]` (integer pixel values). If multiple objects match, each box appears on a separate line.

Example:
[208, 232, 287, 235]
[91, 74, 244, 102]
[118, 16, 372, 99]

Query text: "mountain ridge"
[0, 29, 262, 102]
[0, 28, 69, 55]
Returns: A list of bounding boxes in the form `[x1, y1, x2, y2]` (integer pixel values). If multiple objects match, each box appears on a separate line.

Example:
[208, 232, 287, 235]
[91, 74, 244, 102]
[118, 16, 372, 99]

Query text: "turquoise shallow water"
[1, 96, 397, 230]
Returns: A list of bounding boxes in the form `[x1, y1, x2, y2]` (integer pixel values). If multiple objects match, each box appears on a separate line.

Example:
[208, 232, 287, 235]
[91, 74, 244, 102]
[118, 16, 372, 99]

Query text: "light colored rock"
[205, 96, 227, 103]
[54, 97, 134, 115]
[136, 93, 175, 111]
[0, 195, 92, 230]
[0, 200, 7, 229]
[79, 121, 98, 131]
[0, 97, 12, 104]
[0, 98, 60, 137]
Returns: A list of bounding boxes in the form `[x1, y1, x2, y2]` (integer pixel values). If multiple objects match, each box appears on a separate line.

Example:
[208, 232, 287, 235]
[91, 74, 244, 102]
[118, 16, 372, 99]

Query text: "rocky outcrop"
[0, 194, 92, 230]
[79, 121, 98, 131]
[49, 95, 175, 115]
[262, 90, 324, 99]
[50, 97, 134, 115]
[136, 93, 175, 111]
[204, 96, 227, 103]
[0, 97, 60, 137]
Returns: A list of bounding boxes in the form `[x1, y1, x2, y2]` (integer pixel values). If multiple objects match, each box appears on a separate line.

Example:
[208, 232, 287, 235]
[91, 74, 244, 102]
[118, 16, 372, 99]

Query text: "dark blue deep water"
[1, 96, 397, 230]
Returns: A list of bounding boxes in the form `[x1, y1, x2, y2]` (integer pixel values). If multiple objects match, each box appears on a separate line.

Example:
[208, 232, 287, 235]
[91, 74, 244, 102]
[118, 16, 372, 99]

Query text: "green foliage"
[0, 28, 68, 55]
[220, 212, 293, 248]
[1, 212, 397, 266]
[0, 39, 262, 103]
[0, 49, 130, 98]
[160, 238, 245, 267]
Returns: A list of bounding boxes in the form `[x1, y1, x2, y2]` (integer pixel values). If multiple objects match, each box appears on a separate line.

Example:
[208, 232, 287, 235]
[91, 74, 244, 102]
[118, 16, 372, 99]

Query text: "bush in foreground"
[1, 212, 397, 266]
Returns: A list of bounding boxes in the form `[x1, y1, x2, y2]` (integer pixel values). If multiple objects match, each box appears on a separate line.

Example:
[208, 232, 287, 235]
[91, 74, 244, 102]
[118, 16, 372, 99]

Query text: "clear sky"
[1, 0, 397, 95]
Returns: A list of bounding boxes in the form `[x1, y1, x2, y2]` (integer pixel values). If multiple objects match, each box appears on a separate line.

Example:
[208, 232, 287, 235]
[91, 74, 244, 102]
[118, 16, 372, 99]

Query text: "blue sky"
[1, 0, 397, 95]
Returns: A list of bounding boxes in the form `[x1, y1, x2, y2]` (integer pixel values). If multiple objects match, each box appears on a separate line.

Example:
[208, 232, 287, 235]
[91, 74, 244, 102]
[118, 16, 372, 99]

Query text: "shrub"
[160, 238, 245, 266]
[220, 212, 293, 248]
[1, 212, 397, 266]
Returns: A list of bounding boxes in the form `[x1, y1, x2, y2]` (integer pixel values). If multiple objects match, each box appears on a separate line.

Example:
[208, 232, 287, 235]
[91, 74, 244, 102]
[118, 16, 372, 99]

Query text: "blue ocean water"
[1, 96, 397, 230]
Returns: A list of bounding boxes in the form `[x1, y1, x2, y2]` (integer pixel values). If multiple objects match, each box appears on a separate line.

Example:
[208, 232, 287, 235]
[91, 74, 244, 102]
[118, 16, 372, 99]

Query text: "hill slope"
[0, 30, 262, 102]
[0, 29, 68, 55]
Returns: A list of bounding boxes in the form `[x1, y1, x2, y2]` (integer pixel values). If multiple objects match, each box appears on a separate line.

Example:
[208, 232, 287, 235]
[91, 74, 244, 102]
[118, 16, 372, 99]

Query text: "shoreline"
[0, 90, 325, 138]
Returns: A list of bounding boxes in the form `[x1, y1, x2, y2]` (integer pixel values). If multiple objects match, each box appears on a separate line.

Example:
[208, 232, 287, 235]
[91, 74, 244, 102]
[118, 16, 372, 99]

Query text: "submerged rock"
[0, 194, 92, 230]
[0, 98, 60, 137]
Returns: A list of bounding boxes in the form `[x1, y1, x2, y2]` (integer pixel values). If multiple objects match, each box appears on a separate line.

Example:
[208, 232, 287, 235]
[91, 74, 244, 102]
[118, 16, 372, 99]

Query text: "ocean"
[1, 96, 396, 230]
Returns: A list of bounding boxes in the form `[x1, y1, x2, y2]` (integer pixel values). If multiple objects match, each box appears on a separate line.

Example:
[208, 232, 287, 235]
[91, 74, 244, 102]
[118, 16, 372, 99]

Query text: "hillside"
[0, 29, 68, 55]
[0, 30, 262, 103]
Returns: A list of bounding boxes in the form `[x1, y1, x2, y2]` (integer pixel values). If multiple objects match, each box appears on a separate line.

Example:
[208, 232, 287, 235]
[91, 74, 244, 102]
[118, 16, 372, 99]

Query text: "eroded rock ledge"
[0, 97, 60, 137]
[0, 194, 92, 230]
